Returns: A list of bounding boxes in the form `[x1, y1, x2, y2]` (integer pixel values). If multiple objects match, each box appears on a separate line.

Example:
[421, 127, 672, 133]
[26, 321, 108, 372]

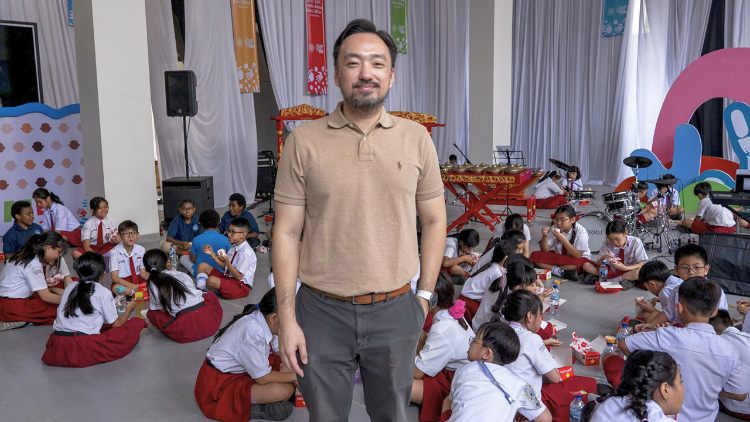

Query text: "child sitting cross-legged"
[196, 218, 257, 299]
[708, 310, 750, 421]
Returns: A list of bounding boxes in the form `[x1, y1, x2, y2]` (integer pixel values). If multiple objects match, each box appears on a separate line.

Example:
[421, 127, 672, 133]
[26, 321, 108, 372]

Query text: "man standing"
[272, 19, 446, 422]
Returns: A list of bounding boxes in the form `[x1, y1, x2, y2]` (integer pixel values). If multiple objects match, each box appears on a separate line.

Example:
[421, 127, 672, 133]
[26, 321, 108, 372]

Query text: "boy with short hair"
[161, 199, 203, 269]
[709, 310, 750, 420]
[217, 193, 260, 248]
[680, 181, 736, 234]
[3, 200, 43, 260]
[448, 154, 458, 165]
[620, 277, 747, 422]
[109, 220, 149, 295]
[196, 217, 256, 299]
[188, 210, 231, 276]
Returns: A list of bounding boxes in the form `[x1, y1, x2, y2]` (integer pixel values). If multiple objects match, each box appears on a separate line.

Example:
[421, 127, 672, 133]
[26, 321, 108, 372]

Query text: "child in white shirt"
[535, 171, 567, 209]
[72, 196, 120, 259]
[442, 229, 480, 277]
[32, 188, 82, 246]
[709, 310, 750, 420]
[197, 218, 257, 299]
[530, 205, 592, 281]
[458, 240, 515, 326]
[582, 221, 648, 285]
[681, 182, 736, 234]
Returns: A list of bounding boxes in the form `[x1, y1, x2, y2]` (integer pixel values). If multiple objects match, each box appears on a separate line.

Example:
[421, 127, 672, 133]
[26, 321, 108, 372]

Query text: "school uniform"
[649, 187, 680, 211]
[0, 257, 58, 324]
[2, 222, 43, 256]
[598, 236, 648, 279]
[109, 243, 146, 289]
[167, 214, 204, 243]
[718, 327, 750, 419]
[587, 396, 674, 422]
[146, 270, 223, 343]
[44, 258, 72, 290]
[561, 177, 583, 191]
[442, 237, 469, 273]
[458, 264, 505, 326]
[415, 309, 475, 422]
[218, 209, 260, 236]
[491, 221, 531, 241]
[190, 230, 232, 275]
[76, 215, 118, 255]
[529, 223, 593, 272]
[446, 360, 547, 422]
[659, 275, 729, 324]
[267, 272, 302, 293]
[42, 203, 82, 246]
[41, 280, 146, 367]
[472, 248, 494, 275]
[624, 323, 747, 421]
[471, 287, 502, 332]
[208, 241, 257, 299]
[691, 197, 736, 234]
[535, 178, 567, 209]
[194, 310, 284, 422]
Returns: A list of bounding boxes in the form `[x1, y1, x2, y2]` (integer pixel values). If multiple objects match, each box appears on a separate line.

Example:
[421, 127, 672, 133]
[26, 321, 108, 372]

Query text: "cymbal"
[623, 156, 653, 168]
[643, 178, 677, 185]
[548, 158, 573, 172]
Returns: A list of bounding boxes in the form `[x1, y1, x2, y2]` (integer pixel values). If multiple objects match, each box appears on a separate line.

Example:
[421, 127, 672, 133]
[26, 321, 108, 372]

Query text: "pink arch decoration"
[652, 48, 750, 162]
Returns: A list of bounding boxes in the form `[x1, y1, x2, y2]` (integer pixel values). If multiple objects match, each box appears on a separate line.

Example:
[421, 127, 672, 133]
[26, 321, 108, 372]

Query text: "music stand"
[494, 148, 526, 166]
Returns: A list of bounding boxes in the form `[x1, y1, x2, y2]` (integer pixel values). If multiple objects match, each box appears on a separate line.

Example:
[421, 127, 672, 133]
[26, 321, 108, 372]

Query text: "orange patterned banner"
[231, 0, 260, 93]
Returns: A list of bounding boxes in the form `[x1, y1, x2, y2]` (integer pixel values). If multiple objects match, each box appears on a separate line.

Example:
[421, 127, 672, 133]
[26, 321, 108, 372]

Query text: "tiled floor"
[0, 186, 746, 421]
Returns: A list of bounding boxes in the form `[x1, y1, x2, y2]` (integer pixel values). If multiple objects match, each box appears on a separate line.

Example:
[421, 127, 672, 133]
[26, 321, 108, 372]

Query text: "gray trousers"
[296, 284, 424, 422]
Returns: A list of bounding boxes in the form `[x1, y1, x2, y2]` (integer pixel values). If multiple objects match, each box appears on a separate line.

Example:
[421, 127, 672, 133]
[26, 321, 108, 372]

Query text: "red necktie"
[569, 181, 573, 190]
[49, 211, 55, 231]
[97, 221, 103, 245]
[225, 250, 237, 276]
[619, 247, 625, 263]
[43, 266, 47, 278]
[129, 256, 141, 284]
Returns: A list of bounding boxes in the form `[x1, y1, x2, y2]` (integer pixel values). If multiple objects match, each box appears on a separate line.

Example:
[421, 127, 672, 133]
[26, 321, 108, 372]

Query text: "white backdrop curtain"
[0, 0, 78, 108]
[257, 0, 469, 161]
[723, 0, 750, 163]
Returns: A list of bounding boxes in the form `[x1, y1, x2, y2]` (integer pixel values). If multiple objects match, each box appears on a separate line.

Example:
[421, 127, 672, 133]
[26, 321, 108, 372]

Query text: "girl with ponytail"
[583, 350, 683, 422]
[195, 288, 296, 422]
[458, 240, 517, 326]
[472, 261, 537, 331]
[41, 252, 147, 367]
[0, 232, 67, 329]
[442, 228, 480, 276]
[143, 249, 223, 343]
[492, 213, 531, 257]
[530, 204, 593, 282]
[411, 272, 475, 422]
[32, 188, 83, 247]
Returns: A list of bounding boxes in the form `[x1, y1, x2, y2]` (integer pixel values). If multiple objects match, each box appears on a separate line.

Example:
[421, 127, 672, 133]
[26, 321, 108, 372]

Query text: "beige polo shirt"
[274, 102, 444, 296]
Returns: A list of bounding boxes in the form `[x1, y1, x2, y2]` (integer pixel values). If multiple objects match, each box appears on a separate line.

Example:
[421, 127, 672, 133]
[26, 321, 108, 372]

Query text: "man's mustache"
[353, 81, 380, 88]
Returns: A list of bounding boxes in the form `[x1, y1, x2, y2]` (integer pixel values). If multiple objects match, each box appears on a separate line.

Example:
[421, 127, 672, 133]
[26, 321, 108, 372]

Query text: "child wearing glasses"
[161, 199, 203, 264]
[196, 218, 257, 299]
[109, 220, 149, 296]
[530, 205, 593, 281]
[634, 244, 728, 331]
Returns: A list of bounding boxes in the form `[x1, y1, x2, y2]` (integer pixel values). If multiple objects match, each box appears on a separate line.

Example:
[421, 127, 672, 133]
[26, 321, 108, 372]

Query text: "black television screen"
[0, 21, 42, 107]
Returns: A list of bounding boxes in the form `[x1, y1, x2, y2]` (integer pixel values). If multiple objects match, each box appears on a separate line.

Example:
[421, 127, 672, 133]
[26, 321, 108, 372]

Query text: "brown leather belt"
[307, 284, 411, 305]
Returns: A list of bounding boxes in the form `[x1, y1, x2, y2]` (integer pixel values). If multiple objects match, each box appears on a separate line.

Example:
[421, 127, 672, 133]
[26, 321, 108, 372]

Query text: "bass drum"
[576, 212, 611, 253]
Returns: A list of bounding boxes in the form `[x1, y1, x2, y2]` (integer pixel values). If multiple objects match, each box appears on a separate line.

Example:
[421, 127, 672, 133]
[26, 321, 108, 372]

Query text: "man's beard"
[345, 81, 388, 114]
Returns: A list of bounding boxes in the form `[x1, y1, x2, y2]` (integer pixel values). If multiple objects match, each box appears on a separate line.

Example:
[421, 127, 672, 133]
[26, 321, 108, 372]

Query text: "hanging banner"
[391, 0, 407, 54]
[305, 0, 328, 95]
[68, 0, 74, 26]
[231, 0, 260, 92]
[602, 0, 628, 37]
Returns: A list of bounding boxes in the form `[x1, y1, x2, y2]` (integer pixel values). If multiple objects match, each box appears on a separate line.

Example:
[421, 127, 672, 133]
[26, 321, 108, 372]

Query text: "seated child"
[444, 322, 552, 422]
[161, 199, 203, 262]
[561, 166, 583, 191]
[458, 240, 516, 326]
[194, 289, 296, 422]
[681, 182, 736, 234]
[218, 193, 261, 249]
[582, 221, 647, 285]
[449, 154, 458, 165]
[530, 205, 592, 281]
[535, 171, 567, 209]
[586, 350, 683, 421]
[109, 220, 148, 296]
[709, 310, 750, 421]
[475, 231, 524, 275]
[412, 272, 475, 422]
[144, 249, 223, 344]
[635, 244, 729, 329]
[619, 277, 747, 421]
[491, 213, 530, 256]
[635, 181, 660, 224]
[33, 188, 82, 247]
[196, 218, 257, 299]
[3, 200, 43, 261]
[41, 252, 146, 367]
[188, 210, 231, 276]
[0, 232, 66, 329]
[442, 229, 480, 277]
[739, 299, 750, 334]
[648, 175, 683, 220]
[72, 197, 119, 259]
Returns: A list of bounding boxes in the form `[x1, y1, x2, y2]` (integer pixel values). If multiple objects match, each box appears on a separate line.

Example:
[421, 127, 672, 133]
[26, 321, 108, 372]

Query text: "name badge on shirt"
[193, 224, 199, 231]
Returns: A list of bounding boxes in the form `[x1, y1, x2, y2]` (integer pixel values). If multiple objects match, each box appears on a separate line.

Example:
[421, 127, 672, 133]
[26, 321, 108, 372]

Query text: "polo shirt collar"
[684, 322, 714, 333]
[327, 101, 394, 130]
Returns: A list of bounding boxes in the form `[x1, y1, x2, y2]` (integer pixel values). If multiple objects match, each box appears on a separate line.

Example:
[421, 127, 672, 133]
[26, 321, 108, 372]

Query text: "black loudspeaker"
[256, 151, 276, 199]
[700, 232, 750, 295]
[162, 176, 213, 225]
[165, 70, 198, 117]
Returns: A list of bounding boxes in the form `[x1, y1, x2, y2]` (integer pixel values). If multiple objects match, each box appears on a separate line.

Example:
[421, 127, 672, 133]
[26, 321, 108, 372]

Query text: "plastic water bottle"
[617, 322, 629, 342]
[550, 284, 560, 317]
[169, 244, 178, 270]
[602, 336, 617, 356]
[114, 285, 126, 316]
[599, 260, 609, 284]
[570, 393, 584, 422]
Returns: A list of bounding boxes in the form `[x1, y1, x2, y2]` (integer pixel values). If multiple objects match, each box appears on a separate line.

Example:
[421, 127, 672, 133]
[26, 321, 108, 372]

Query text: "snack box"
[558, 365, 575, 379]
[595, 280, 622, 294]
[535, 269, 552, 281]
[572, 349, 601, 366]
[295, 388, 306, 407]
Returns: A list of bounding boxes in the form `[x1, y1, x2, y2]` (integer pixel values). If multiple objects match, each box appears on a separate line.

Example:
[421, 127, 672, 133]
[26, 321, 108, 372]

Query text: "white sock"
[196, 274, 208, 290]
[551, 266, 563, 277]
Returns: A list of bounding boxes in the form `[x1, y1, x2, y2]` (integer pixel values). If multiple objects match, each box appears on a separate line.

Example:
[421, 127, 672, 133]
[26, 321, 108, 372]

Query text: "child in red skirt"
[681, 182, 737, 234]
[588, 350, 683, 422]
[109, 220, 148, 296]
[42, 252, 146, 367]
[411, 272, 475, 422]
[535, 171, 568, 209]
[33, 188, 83, 247]
[0, 232, 67, 330]
[196, 217, 257, 299]
[459, 240, 516, 326]
[143, 249, 223, 343]
[72, 197, 120, 259]
[442, 229, 480, 277]
[194, 288, 296, 422]
[582, 221, 648, 285]
[530, 205, 593, 281]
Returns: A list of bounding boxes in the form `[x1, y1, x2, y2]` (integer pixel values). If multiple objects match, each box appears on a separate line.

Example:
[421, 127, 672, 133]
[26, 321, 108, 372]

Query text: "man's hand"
[279, 321, 308, 378]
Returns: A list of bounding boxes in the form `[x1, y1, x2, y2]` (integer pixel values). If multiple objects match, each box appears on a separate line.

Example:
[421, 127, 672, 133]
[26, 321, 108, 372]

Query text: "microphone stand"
[453, 143, 472, 165]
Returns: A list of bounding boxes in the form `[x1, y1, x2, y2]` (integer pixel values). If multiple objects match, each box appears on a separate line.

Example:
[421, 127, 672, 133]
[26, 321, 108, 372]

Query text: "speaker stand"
[183, 115, 189, 179]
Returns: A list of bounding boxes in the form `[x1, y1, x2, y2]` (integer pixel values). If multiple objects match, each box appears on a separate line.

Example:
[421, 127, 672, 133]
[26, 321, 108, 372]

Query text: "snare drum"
[576, 212, 611, 253]
[606, 198, 638, 214]
[571, 190, 596, 201]
[602, 191, 631, 203]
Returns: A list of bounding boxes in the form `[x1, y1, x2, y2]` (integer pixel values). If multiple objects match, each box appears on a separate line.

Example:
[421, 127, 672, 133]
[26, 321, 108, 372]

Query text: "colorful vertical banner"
[602, 0, 628, 37]
[231, 0, 260, 92]
[391, 0, 407, 54]
[305, 0, 328, 95]
[68, 0, 74, 26]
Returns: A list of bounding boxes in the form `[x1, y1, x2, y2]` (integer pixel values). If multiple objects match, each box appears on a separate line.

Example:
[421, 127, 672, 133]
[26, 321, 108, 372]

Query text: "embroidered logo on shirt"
[193, 224, 199, 231]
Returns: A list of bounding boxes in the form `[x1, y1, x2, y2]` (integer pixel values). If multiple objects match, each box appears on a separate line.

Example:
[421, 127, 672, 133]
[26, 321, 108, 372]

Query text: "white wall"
[73, 0, 160, 238]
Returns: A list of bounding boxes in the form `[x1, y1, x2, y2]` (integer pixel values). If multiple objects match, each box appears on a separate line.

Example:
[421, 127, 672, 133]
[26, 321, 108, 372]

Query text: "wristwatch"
[416, 290, 438, 307]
